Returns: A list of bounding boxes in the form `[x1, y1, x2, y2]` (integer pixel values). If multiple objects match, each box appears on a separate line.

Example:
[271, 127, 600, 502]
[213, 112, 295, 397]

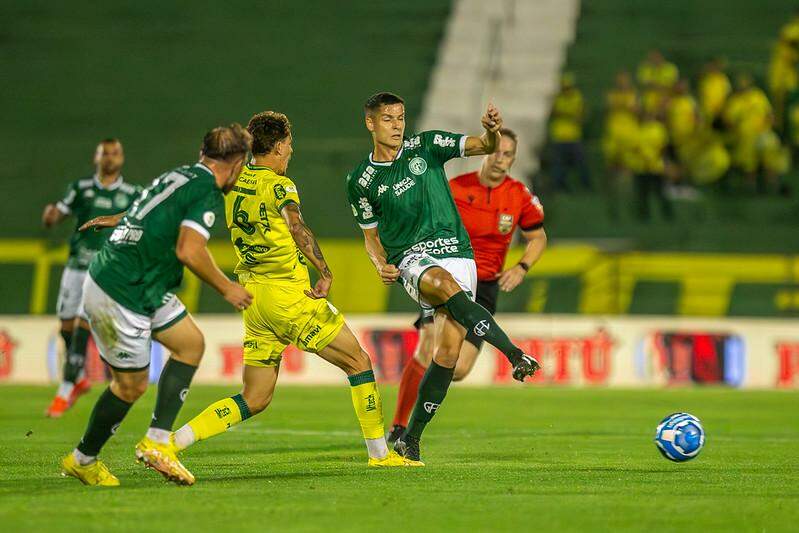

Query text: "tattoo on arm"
[282, 203, 331, 277]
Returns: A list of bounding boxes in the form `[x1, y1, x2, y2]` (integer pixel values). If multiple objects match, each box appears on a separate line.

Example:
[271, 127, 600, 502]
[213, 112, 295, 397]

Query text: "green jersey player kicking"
[60, 124, 254, 487]
[346, 92, 541, 463]
[43, 139, 142, 418]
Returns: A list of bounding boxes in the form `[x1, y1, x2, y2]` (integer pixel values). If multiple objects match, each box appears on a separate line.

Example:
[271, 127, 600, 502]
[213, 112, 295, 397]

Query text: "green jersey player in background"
[60, 124, 253, 487]
[42, 139, 142, 418]
[346, 92, 541, 464]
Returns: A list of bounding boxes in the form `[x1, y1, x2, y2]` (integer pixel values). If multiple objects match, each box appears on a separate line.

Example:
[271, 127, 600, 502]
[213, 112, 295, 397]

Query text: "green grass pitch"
[1, 385, 797, 532]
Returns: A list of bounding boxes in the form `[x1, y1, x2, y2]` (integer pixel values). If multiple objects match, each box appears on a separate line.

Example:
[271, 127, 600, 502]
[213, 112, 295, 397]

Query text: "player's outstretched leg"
[420, 268, 540, 382]
[395, 310, 461, 463]
[47, 320, 92, 417]
[61, 371, 147, 486]
[173, 364, 269, 455]
[389, 321, 433, 442]
[135, 316, 202, 486]
[317, 324, 422, 467]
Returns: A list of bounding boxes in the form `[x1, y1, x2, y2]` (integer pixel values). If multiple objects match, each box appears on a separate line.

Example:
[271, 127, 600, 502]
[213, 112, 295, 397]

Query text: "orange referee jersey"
[450, 172, 544, 281]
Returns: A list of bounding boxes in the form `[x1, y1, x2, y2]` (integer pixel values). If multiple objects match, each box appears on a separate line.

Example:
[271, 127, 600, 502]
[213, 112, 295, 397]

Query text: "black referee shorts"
[413, 279, 500, 350]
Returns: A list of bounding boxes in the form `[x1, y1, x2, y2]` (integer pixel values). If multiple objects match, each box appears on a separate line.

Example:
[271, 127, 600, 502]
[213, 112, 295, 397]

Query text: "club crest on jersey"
[408, 157, 427, 176]
[498, 213, 514, 234]
[114, 192, 129, 208]
[274, 184, 286, 200]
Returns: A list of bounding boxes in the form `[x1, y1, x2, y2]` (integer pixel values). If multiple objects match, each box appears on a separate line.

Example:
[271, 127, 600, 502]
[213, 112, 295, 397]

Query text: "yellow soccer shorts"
[241, 281, 345, 367]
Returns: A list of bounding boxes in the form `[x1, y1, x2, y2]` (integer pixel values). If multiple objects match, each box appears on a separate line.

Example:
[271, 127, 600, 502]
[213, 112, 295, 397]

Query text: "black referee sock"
[443, 291, 524, 366]
[150, 358, 198, 431]
[77, 387, 132, 457]
[63, 326, 90, 384]
[406, 361, 454, 439]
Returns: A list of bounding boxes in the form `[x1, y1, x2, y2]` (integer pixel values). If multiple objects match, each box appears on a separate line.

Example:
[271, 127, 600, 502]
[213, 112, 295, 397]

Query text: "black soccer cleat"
[512, 353, 541, 382]
[386, 424, 406, 445]
[394, 434, 422, 462]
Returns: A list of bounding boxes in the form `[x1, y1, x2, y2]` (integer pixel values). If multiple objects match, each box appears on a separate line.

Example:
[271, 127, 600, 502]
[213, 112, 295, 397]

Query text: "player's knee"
[172, 336, 205, 366]
[112, 378, 148, 403]
[341, 349, 372, 376]
[430, 277, 461, 301]
[242, 390, 273, 415]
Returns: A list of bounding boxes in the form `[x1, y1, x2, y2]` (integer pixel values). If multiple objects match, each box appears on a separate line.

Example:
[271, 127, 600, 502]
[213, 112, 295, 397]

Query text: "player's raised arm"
[464, 103, 504, 156]
[281, 202, 334, 299]
[362, 227, 399, 285]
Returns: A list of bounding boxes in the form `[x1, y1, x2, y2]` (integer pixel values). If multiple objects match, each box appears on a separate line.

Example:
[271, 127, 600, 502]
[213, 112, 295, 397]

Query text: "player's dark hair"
[201, 123, 253, 161]
[247, 111, 292, 155]
[99, 137, 121, 145]
[500, 128, 518, 148]
[364, 92, 405, 114]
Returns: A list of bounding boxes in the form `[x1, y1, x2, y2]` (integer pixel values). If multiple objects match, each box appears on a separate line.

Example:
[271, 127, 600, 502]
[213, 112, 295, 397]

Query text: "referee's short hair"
[500, 128, 518, 149]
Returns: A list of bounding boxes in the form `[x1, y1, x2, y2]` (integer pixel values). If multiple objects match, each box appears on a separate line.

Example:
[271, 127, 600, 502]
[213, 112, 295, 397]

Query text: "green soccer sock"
[150, 358, 198, 431]
[63, 325, 90, 384]
[76, 387, 132, 457]
[443, 291, 524, 366]
[406, 361, 454, 439]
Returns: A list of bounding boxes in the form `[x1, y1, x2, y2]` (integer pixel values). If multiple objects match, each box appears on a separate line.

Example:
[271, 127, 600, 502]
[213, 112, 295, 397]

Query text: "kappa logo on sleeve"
[433, 134, 456, 148]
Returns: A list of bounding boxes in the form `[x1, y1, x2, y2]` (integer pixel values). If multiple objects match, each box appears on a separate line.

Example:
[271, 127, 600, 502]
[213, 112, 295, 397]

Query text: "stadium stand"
[2, 0, 799, 318]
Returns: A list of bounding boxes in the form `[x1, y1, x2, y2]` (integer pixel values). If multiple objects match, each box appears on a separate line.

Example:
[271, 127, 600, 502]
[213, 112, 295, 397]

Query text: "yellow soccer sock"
[348, 370, 389, 459]
[174, 394, 251, 450]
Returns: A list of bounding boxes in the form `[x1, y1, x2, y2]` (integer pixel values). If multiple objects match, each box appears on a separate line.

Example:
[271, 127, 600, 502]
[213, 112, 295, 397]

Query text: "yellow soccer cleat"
[134, 436, 195, 486]
[61, 453, 120, 486]
[368, 450, 425, 468]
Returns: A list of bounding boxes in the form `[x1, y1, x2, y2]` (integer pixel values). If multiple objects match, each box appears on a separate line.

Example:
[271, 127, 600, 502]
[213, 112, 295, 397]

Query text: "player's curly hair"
[247, 111, 292, 155]
[201, 123, 252, 161]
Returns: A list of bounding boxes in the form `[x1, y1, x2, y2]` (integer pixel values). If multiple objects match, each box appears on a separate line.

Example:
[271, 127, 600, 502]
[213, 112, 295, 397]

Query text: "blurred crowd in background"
[547, 11, 799, 221]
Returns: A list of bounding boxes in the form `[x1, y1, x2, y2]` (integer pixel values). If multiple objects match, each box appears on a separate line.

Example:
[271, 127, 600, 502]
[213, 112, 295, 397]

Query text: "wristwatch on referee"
[517, 261, 530, 272]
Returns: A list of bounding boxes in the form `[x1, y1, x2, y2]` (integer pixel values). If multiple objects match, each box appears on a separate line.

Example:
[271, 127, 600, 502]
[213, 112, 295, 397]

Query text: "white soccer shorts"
[398, 253, 477, 320]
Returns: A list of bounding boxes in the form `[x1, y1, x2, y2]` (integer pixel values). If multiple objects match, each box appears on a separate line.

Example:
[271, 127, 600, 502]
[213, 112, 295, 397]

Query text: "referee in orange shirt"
[388, 128, 548, 442]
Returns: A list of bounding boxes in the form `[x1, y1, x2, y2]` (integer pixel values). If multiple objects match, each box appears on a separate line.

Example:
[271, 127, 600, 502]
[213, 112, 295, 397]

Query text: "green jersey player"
[346, 92, 541, 464]
[60, 124, 254, 487]
[42, 139, 141, 418]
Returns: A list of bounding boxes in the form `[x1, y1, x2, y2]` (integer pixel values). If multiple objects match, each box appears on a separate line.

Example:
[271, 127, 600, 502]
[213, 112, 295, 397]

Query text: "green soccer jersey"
[346, 130, 474, 265]
[56, 176, 142, 270]
[89, 163, 223, 315]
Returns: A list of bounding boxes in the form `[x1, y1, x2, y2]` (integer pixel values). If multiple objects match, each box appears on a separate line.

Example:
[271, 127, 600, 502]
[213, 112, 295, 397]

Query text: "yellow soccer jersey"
[225, 163, 309, 285]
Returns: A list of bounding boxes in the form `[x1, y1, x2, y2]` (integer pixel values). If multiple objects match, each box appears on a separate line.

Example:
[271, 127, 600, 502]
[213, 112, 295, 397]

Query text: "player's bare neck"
[97, 171, 121, 186]
[372, 142, 400, 163]
[251, 155, 284, 175]
[478, 169, 504, 189]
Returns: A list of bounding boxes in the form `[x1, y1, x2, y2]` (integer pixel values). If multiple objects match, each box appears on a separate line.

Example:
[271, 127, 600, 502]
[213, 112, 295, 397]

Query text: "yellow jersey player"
[171, 111, 419, 476]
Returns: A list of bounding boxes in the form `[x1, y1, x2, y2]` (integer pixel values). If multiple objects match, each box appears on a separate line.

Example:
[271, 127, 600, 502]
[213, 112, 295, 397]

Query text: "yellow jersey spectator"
[549, 73, 591, 191]
[698, 59, 731, 124]
[768, 11, 799, 123]
[550, 72, 585, 142]
[630, 111, 673, 221]
[724, 75, 773, 175]
[666, 79, 698, 151]
[637, 50, 679, 114]
[603, 71, 639, 172]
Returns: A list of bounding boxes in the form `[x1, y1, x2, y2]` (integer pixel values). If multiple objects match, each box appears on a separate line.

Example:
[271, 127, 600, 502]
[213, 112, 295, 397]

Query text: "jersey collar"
[93, 174, 123, 190]
[193, 162, 214, 178]
[369, 146, 403, 167]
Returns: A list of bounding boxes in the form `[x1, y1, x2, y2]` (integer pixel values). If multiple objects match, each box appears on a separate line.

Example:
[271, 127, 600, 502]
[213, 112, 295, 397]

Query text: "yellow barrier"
[0, 239, 797, 315]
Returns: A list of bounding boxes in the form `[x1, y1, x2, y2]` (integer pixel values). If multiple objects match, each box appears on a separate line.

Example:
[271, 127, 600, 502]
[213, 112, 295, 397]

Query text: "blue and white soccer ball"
[654, 412, 705, 462]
